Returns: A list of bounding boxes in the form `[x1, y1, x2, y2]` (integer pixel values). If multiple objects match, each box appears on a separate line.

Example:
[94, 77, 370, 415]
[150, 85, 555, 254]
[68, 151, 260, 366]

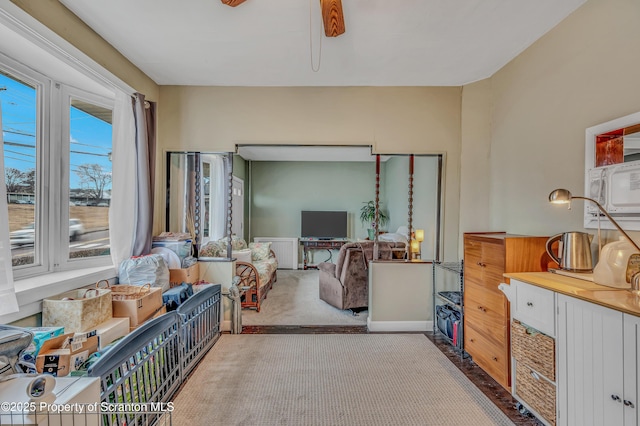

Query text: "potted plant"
[360, 201, 389, 240]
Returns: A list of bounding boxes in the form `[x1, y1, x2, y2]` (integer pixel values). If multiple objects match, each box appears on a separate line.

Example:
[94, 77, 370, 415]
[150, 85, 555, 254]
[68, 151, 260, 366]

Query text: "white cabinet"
[557, 294, 626, 426]
[508, 277, 640, 426]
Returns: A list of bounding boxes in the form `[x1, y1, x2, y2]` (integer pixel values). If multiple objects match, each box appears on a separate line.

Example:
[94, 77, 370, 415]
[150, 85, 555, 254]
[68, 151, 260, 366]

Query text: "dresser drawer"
[513, 279, 555, 336]
[465, 308, 507, 347]
[465, 322, 509, 387]
[465, 239, 506, 291]
[464, 284, 508, 345]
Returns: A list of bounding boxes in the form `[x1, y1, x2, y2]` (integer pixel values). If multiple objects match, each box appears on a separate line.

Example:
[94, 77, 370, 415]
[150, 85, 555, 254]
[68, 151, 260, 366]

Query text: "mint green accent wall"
[249, 161, 378, 240]
[383, 156, 439, 260]
[232, 154, 246, 180]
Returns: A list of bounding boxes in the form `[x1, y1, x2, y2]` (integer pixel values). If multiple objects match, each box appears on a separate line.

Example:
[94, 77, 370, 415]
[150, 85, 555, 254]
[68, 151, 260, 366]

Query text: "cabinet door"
[624, 314, 640, 426]
[557, 294, 624, 426]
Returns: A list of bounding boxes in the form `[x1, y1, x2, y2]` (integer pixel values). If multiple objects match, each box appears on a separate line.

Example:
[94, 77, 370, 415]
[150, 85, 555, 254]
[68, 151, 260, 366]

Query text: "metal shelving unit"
[432, 260, 464, 354]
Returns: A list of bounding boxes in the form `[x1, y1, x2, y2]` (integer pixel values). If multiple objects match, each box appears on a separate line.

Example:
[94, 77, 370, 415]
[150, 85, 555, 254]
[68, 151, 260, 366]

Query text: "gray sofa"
[317, 241, 406, 310]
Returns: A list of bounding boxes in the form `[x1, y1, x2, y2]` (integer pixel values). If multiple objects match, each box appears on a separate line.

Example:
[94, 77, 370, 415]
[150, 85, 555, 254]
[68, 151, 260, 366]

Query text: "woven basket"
[97, 280, 151, 301]
[512, 320, 555, 381]
[515, 362, 556, 425]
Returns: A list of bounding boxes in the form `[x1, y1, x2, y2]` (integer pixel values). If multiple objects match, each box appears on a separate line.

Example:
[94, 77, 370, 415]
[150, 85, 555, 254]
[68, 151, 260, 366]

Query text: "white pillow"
[232, 249, 252, 263]
[379, 233, 408, 244]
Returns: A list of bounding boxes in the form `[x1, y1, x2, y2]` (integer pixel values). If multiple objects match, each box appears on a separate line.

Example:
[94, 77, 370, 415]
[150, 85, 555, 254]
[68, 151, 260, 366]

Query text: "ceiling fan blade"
[320, 0, 345, 37]
[221, 0, 247, 6]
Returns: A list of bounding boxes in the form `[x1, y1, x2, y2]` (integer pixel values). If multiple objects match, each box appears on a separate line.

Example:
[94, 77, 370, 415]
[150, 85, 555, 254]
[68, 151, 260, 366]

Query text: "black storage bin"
[436, 304, 461, 340]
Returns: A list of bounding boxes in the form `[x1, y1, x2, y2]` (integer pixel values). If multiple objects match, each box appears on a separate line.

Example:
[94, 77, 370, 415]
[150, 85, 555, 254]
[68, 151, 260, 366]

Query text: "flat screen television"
[301, 211, 347, 239]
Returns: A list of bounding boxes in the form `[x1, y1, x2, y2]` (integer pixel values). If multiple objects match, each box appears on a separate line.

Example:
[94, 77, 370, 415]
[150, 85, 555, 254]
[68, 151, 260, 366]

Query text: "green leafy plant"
[359, 201, 389, 232]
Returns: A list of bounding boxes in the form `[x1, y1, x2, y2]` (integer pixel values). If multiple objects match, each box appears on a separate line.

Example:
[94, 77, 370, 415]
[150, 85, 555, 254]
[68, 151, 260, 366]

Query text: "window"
[66, 93, 113, 262]
[1, 61, 114, 278]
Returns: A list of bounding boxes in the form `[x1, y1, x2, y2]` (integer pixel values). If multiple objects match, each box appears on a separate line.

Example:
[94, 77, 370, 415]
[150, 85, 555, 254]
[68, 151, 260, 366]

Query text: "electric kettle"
[545, 231, 594, 272]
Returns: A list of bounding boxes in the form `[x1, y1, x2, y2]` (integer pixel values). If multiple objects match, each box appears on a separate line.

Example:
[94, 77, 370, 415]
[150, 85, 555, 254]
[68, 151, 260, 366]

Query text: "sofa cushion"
[233, 249, 252, 263]
[218, 235, 247, 250]
[249, 242, 271, 261]
[253, 261, 276, 288]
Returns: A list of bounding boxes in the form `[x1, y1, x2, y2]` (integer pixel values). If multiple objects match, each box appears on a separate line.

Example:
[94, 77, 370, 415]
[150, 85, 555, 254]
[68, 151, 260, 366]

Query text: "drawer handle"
[476, 262, 486, 267]
[612, 395, 622, 402]
[470, 338, 475, 343]
[493, 357, 498, 362]
[530, 371, 540, 380]
[526, 302, 534, 307]
[624, 400, 635, 408]
[477, 305, 487, 312]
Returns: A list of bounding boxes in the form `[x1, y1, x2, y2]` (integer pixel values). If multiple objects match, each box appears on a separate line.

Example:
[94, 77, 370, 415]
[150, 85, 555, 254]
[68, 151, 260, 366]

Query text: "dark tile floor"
[242, 325, 543, 425]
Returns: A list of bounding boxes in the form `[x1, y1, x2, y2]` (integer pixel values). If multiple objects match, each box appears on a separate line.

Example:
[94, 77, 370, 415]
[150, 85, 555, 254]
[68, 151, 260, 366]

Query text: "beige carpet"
[242, 270, 368, 326]
[173, 334, 515, 426]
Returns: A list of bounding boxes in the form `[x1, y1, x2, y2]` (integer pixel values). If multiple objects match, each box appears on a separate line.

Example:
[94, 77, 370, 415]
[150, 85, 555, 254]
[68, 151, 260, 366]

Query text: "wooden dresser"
[463, 232, 551, 391]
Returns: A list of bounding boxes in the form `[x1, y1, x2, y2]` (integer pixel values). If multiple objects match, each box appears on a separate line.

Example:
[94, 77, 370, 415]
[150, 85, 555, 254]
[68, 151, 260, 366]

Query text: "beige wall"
[459, 80, 492, 238]
[464, 0, 640, 244]
[368, 261, 432, 331]
[156, 86, 462, 259]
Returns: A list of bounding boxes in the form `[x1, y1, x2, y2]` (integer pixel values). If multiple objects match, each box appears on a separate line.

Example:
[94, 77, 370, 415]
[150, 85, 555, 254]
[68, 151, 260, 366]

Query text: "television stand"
[300, 238, 350, 270]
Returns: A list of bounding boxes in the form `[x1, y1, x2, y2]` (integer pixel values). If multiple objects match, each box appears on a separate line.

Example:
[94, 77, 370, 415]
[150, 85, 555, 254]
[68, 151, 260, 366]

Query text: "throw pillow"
[232, 249, 252, 263]
[199, 241, 223, 257]
[249, 242, 271, 261]
[217, 235, 247, 251]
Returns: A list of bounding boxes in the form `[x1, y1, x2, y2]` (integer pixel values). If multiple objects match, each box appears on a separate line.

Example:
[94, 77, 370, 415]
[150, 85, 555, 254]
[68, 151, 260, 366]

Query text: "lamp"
[548, 188, 640, 253]
[411, 229, 424, 259]
[411, 240, 421, 259]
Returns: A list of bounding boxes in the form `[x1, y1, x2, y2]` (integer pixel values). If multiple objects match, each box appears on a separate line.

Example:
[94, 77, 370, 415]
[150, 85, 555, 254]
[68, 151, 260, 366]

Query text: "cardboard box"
[78, 317, 129, 350]
[18, 327, 66, 373]
[112, 286, 163, 327]
[36, 332, 98, 376]
[152, 304, 167, 319]
[23, 326, 65, 357]
[129, 304, 167, 332]
[169, 263, 199, 286]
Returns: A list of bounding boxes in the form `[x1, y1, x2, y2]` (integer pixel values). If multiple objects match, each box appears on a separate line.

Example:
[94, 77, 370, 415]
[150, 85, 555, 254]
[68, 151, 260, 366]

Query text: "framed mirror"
[166, 151, 233, 253]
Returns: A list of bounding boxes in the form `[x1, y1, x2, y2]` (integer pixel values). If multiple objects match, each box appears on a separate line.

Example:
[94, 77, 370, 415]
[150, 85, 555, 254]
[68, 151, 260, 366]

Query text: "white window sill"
[2, 265, 117, 324]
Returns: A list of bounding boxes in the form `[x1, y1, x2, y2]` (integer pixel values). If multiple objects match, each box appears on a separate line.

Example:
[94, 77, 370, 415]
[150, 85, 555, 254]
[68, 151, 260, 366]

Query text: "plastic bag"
[118, 254, 170, 292]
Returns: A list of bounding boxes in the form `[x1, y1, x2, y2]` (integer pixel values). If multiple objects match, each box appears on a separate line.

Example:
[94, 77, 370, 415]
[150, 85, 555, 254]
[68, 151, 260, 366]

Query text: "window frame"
[2, 55, 115, 280]
[58, 84, 114, 270]
[1, 53, 50, 278]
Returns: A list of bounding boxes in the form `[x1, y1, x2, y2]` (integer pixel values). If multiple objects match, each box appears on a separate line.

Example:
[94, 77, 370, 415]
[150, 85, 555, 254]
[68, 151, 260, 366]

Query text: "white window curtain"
[202, 154, 226, 241]
[109, 91, 137, 269]
[0, 101, 19, 315]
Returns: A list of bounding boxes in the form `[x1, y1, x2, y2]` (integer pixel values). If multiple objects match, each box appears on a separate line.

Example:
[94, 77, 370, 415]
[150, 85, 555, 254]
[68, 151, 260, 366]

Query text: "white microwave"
[585, 111, 640, 231]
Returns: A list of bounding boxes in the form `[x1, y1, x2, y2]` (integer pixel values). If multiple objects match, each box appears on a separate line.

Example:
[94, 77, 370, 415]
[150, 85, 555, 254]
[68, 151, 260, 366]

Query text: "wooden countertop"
[504, 271, 640, 317]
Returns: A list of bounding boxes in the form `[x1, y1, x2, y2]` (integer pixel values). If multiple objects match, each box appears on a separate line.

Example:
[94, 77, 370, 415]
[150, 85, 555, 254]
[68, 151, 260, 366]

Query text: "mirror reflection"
[166, 147, 442, 261]
[166, 152, 230, 251]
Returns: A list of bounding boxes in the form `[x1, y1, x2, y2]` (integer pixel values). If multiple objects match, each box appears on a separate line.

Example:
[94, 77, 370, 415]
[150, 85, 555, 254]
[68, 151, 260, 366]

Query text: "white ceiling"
[59, 0, 586, 87]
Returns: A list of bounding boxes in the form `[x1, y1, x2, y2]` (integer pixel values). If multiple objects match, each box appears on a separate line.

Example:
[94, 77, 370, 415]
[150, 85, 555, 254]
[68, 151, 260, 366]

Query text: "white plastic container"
[151, 240, 192, 260]
[592, 237, 638, 288]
